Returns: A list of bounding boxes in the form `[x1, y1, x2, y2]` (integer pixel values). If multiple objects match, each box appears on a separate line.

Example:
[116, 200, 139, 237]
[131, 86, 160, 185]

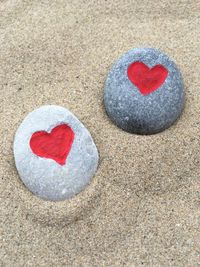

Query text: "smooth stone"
[14, 105, 99, 201]
[104, 47, 185, 134]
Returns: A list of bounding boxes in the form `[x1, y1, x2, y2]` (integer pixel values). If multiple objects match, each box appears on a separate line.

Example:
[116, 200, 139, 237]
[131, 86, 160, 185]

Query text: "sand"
[1, 0, 200, 266]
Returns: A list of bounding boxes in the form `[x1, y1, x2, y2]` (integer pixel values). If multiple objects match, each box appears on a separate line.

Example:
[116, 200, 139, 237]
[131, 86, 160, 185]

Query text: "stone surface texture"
[14, 105, 99, 201]
[104, 48, 185, 134]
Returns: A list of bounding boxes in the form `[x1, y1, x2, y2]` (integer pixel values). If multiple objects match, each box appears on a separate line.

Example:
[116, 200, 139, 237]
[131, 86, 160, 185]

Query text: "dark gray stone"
[14, 105, 99, 201]
[104, 48, 185, 134]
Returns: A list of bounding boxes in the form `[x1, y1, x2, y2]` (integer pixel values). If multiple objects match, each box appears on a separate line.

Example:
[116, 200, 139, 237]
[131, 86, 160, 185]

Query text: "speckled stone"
[104, 48, 185, 134]
[14, 105, 99, 201]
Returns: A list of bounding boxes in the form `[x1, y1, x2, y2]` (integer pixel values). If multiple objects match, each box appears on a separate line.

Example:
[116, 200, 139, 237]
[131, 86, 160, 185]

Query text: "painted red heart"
[30, 124, 75, 166]
[127, 61, 168, 95]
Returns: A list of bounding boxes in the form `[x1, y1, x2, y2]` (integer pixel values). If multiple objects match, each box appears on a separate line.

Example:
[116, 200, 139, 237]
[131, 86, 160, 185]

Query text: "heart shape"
[30, 124, 75, 166]
[127, 61, 168, 95]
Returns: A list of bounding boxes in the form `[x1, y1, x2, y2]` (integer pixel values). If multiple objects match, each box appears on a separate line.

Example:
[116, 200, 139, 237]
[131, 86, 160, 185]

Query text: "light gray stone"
[14, 105, 99, 201]
[104, 47, 185, 134]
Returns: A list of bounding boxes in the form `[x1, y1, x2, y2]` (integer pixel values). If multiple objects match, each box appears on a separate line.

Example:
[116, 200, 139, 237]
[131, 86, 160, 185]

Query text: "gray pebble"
[104, 48, 185, 134]
[14, 105, 99, 201]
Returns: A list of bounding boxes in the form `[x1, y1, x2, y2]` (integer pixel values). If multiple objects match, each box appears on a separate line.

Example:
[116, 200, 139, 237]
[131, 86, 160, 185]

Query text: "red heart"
[127, 61, 168, 95]
[30, 124, 75, 166]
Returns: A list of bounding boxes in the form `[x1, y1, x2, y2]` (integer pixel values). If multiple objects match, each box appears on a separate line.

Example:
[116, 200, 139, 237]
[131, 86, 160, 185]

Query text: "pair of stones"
[14, 48, 184, 201]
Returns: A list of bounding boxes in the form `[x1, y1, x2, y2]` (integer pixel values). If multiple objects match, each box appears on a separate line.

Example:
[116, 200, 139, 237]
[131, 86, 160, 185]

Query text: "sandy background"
[1, 0, 200, 266]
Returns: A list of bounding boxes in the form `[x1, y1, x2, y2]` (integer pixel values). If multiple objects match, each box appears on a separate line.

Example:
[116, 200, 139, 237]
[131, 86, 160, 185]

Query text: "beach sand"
[1, 0, 200, 266]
